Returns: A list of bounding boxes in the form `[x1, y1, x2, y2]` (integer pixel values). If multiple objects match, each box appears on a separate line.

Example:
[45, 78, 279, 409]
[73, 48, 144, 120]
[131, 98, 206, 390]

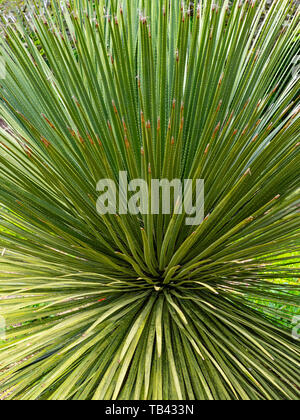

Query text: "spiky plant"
[0, 0, 299, 400]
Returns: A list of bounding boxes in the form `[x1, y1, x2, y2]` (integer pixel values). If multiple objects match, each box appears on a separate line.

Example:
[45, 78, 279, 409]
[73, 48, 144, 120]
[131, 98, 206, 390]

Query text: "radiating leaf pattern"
[0, 0, 299, 400]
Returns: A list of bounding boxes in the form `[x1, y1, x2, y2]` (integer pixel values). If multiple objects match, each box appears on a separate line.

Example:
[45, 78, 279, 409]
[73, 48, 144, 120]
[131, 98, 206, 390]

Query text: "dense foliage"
[0, 0, 299, 400]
